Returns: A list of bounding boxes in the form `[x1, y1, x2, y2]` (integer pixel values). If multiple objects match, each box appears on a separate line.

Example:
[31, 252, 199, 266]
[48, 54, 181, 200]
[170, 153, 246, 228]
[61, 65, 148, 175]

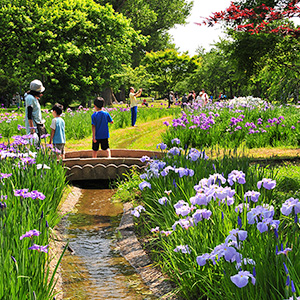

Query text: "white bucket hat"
[30, 79, 45, 93]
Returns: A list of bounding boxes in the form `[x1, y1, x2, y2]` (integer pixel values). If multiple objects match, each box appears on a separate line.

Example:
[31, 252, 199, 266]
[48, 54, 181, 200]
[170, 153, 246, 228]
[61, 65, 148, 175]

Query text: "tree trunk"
[101, 87, 116, 106]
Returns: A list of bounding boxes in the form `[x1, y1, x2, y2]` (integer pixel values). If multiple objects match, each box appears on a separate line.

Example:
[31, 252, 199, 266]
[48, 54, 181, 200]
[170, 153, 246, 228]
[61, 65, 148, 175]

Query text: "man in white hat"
[25, 79, 46, 137]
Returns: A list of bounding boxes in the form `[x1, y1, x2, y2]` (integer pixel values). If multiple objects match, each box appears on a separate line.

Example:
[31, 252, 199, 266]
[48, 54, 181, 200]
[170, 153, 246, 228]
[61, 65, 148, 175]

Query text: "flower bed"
[162, 97, 300, 149]
[132, 140, 300, 300]
[0, 135, 67, 299]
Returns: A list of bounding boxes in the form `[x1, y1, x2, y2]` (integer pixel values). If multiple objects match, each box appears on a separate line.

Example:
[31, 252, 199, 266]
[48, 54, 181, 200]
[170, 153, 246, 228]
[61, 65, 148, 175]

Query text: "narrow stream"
[60, 186, 156, 299]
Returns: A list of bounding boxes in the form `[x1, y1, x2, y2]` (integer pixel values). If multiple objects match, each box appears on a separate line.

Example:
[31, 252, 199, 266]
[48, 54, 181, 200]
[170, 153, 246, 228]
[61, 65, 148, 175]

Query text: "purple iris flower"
[20, 229, 41, 240]
[131, 205, 146, 218]
[192, 209, 212, 225]
[196, 178, 209, 189]
[190, 193, 210, 206]
[244, 190, 260, 203]
[257, 218, 280, 233]
[0, 173, 12, 179]
[163, 121, 169, 126]
[281, 198, 300, 216]
[20, 157, 36, 165]
[247, 205, 275, 224]
[215, 186, 235, 200]
[225, 196, 235, 206]
[174, 245, 191, 254]
[0, 201, 7, 209]
[175, 203, 191, 217]
[158, 197, 168, 205]
[235, 203, 250, 214]
[277, 247, 292, 256]
[230, 270, 256, 288]
[188, 148, 201, 161]
[30, 190, 46, 200]
[228, 170, 246, 186]
[225, 229, 248, 244]
[156, 143, 167, 150]
[150, 227, 160, 233]
[28, 244, 49, 253]
[174, 167, 185, 177]
[257, 178, 276, 190]
[196, 253, 210, 266]
[216, 243, 239, 262]
[140, 173, 148, 180]
[18, 124, 26, 130]
[171, 138, 181, 145]
[207, 173, 227, 186]
[168, 147, 181, 156]
[140, 156, 150, 163]
[172, 217, 194, 230]
[14, 189, 30, 198]
[160, 230, 173, 236]
[139, 181, 151, 191]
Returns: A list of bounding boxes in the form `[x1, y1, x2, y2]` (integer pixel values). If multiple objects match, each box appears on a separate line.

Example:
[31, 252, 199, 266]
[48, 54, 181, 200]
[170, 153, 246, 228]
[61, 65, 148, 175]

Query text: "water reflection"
[60, 189, 156, 300]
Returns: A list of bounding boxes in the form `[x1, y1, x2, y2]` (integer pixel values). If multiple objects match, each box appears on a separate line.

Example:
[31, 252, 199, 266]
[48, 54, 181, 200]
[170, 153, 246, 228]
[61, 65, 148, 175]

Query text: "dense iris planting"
[0, 135, 66, 299]
[162, 97, 300, 149]
[134, 141, 300, 300]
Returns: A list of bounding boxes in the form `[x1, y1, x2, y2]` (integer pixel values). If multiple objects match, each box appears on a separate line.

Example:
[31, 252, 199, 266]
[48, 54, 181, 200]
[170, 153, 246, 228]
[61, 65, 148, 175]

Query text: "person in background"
[168, 91, 174, 108]
[187, 91, 194, 105]
[129, 87, 142, 127]
[25, 79, 45, 138]
[181, 93, 188, 109]
[49, 103, 65, 159]
[200, 88, 209, 106]
[174, 91, 178, 102]
[92, 97, 113, 158]
[142, 99, 149, 107]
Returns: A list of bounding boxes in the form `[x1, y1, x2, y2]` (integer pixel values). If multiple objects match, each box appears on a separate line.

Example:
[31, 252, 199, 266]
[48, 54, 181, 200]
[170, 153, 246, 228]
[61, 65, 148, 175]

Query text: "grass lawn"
[65, 116, 173, 151]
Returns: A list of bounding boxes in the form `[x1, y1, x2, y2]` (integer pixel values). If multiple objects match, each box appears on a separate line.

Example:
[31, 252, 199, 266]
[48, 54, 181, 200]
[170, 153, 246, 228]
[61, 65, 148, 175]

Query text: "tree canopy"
[96, 0, 193, 65]
[0, 0, 141, 106]
[141, 49, 201, 96]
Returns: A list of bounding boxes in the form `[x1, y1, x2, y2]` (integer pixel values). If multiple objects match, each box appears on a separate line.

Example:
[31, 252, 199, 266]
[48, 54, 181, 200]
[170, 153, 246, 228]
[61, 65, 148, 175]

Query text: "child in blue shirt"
[49, 103, 66, 159]
[92, 97, 113, 158]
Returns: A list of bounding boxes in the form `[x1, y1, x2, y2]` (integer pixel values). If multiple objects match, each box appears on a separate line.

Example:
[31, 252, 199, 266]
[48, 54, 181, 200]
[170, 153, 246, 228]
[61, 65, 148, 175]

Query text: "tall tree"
[96, 0, 193, 66]
[0, 0, 141, 106]
[141, 49, 201, 96]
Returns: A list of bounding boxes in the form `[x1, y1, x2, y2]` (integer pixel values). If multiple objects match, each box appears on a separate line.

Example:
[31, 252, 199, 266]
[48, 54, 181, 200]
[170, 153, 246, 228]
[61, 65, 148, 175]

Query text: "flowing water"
[60, 187, 156, 300]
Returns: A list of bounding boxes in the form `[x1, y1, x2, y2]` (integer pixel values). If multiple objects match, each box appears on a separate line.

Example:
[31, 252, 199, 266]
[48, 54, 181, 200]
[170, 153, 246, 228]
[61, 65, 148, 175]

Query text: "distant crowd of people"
[168, 89, 211, 109]
[167, 90, 228, 109]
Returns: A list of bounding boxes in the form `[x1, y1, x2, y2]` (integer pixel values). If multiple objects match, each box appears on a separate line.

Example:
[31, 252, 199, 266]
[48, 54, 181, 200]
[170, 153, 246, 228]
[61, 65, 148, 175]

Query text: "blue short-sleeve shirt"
[91, 110, 113, 139]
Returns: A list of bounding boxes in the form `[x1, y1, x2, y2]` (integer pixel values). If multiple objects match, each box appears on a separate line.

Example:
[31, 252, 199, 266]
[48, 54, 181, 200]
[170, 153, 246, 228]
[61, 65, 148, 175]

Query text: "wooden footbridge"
[63, 149, 162, 181]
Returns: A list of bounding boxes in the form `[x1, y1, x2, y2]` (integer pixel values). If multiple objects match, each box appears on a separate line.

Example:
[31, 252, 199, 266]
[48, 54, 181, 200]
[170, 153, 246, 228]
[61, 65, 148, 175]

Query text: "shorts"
[92, 138, 109, 151]
[53, 143, 65, 154]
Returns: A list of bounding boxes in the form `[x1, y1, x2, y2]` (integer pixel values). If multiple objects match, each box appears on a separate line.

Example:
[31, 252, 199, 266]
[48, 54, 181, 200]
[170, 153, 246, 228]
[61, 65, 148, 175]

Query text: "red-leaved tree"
[200, 0, 300, 37]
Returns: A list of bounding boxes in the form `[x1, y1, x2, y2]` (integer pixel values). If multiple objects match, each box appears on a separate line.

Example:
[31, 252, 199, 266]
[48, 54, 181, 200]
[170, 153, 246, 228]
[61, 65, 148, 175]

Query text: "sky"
[169, 1, 233, 55]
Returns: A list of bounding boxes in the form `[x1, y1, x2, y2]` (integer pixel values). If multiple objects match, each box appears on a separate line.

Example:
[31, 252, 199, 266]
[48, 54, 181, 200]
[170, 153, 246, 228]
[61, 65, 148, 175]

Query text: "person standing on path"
[129, 87, 142, 127]
[92, 97, 113, 158]
[25, 79, 46, 138]
[49, 103, 65, 159]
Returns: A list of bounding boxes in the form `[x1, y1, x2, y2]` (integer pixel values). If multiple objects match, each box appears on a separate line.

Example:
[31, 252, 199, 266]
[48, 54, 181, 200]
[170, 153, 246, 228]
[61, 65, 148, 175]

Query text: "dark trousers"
[131, 106, 137, 126]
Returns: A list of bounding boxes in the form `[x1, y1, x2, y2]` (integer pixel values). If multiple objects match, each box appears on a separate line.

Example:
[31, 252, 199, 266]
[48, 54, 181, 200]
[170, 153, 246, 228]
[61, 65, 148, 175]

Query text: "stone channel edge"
[54, 186, 179, 300]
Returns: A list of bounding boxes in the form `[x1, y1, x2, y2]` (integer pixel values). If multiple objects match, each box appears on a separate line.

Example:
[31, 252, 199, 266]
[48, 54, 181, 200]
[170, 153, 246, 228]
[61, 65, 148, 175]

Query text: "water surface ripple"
[60, 188, 156, 300]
